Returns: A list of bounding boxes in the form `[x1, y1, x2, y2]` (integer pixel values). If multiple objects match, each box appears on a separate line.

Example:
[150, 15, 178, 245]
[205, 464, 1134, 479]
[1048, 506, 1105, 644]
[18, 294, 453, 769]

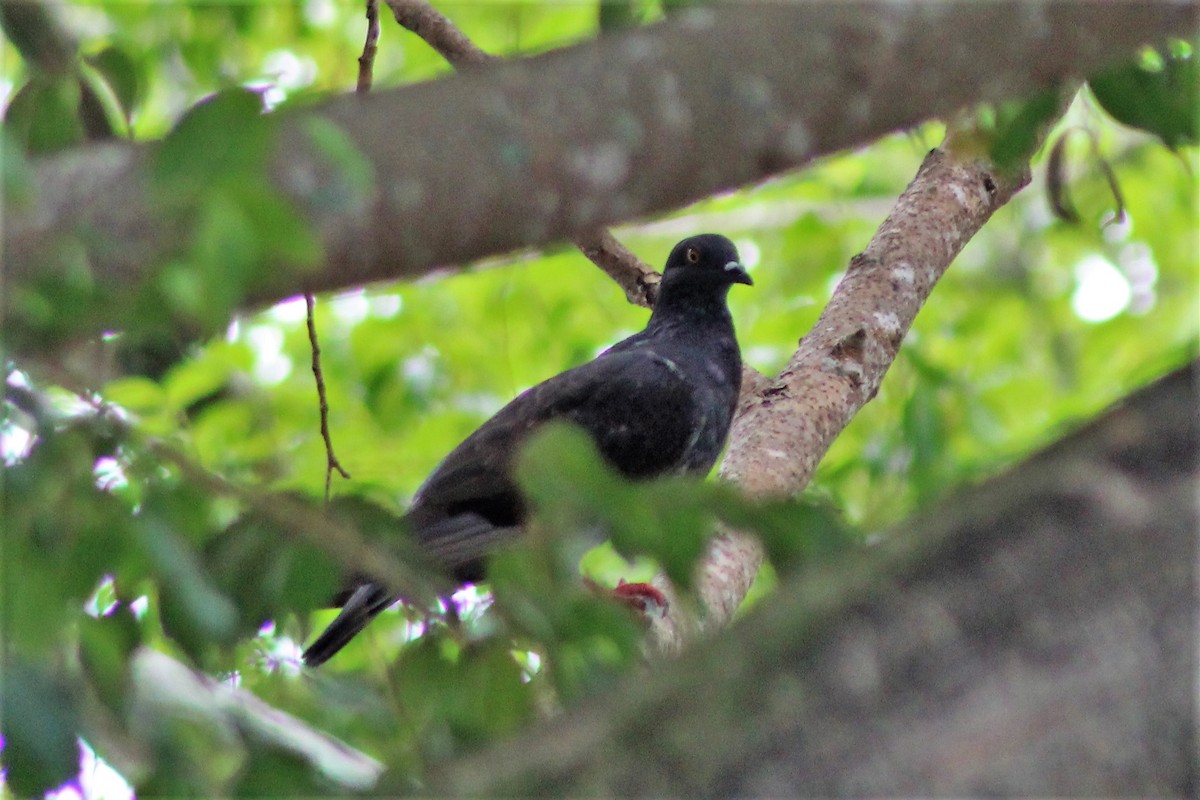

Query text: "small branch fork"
[384, 0, 661, 308]
[305, 292, 350, 503]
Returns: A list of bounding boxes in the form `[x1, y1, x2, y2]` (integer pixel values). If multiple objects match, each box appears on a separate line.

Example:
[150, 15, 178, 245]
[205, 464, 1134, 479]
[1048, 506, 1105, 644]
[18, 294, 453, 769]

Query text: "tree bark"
[426, 362, 1198, 796]
[5, 2, 1195, 351]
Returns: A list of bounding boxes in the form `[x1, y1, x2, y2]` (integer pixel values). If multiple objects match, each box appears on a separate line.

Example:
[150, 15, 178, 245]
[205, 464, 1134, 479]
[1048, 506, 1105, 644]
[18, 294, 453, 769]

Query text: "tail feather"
[302, 583, 397, 667]
[303, 513, 520, 666]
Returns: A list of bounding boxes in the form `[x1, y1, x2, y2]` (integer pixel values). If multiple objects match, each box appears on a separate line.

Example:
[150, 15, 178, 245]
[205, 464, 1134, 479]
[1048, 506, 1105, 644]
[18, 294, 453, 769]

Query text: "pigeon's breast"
[652, 342, 742, 476]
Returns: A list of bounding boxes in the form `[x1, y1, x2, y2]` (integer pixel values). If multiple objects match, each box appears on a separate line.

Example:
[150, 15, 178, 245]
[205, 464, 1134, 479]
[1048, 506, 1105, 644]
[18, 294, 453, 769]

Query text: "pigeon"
[303, 234, 752, 666]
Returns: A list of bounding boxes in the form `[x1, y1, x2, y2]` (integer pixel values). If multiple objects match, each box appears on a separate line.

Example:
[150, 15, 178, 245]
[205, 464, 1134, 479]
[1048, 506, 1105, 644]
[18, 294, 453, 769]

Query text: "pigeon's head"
[662, 234, 753, 291]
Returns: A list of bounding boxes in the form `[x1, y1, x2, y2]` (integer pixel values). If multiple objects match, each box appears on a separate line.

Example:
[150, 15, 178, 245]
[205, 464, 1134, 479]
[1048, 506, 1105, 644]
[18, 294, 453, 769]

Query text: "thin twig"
[383, 0, 660, 308]
[305, 292, 351, 502]
[309, 0, 375, 497]
[357, 0, 381, 94]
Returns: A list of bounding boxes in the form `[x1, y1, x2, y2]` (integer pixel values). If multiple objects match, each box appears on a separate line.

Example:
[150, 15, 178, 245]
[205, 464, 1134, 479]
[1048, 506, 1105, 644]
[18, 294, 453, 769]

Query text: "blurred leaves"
[3, 72, 87, 153]
[516, 423, 853, 589]
[2, 417, 133, 657]
[152, 87, 272, 200]
[1089, 41, 1198, 149]
[1045, 128, 1127, 226]
[85, 45, 142, 125]
[985, 89, 1066, 172]
[0, 659, 82, 797]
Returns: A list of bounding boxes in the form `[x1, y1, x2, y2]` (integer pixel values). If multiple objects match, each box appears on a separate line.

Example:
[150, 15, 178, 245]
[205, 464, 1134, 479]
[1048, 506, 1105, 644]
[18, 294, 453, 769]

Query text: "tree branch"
[385, 0, 660, 307]
[355, 0, 380, 93]
[304, 293, 351, 502]
[385, 0, 494, 67]
[7, 3, 1193, 351]
[647, 145, 1031, 652]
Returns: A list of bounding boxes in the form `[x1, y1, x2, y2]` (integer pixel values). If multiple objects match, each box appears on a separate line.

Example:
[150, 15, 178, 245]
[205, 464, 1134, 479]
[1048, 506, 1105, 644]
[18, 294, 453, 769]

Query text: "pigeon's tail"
[302, 583, 398, 667]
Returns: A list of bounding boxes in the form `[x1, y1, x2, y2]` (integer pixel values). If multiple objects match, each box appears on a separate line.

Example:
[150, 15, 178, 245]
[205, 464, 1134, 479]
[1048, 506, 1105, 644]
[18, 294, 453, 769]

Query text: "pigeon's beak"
[724, 261, 753, 286]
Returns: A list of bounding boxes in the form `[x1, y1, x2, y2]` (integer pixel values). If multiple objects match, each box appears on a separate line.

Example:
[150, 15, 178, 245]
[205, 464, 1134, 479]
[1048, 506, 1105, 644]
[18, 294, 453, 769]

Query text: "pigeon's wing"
[407, 348, 702, 574]
[558, 348, 703, 478]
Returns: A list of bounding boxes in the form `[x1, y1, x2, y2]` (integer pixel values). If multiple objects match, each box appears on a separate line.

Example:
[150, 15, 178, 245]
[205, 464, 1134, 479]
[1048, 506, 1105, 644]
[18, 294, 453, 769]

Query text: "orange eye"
[685, 247, 700, 264]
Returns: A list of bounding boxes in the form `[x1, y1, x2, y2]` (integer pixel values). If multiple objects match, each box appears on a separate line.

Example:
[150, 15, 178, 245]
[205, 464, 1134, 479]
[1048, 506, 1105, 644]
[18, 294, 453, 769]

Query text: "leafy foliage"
[1, 3, 1197, 796]
[1089, 41, 1199, 149]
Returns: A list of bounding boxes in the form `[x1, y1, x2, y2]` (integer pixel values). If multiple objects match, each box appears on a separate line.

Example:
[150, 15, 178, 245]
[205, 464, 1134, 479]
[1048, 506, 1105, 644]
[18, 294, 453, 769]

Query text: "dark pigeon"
[303, 234, 752, 666]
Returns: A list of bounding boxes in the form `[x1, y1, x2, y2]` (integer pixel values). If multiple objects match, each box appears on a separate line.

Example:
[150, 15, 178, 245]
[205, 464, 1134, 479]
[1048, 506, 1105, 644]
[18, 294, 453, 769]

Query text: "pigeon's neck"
[646, 286, 735, 338]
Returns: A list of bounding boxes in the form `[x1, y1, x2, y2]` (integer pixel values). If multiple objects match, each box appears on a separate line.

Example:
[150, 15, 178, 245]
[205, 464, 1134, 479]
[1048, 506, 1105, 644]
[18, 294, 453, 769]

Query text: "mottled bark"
[429, 363, 1198, 796]
[723, 151, 1025, 498]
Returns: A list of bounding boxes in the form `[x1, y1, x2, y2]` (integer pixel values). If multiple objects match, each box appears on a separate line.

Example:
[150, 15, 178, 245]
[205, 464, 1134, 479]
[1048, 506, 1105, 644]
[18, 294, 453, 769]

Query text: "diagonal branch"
[386, 0, 494, 67]
[658, 89, 1069, 641]
[647, 144, 1032, 653]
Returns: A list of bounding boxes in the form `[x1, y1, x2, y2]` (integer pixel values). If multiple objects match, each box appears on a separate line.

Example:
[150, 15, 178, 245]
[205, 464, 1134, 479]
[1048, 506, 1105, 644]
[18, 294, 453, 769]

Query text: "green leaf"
[599, 1, 642, 32]
[188, 192, 262, 310]
[987, 88, 1063, 170]
[446, 643, 534, 743]
[1, 421, 136, 656]
[86, 45, 142, 120]
[3, 74, 85, 154]
[541, 594, 641, 702]
[326, 493, 438, 574]
[152, 87, 272, 199]
[227, 182, 323, 270]
[233, 747, 331, 797]
[300, 116, 377, 215]
[0, 658, 81, 797]
[756, 498, 851, 575]
[104, 375, 168, 415]
[902, 381, 947, 500]
[515, 422, 624, 531]
[204, 505, 340, 633]
[79, 610, 142, 716]
[1, 127, 36, 205]
[607, 478, 711, 590]
[1089, 45, 1199, 148]
[138, 497, 241, 657]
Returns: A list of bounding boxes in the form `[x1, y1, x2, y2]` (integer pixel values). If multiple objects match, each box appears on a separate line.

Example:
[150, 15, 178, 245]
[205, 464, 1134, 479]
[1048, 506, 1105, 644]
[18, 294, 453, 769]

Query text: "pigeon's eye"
[685, 247, 700, 264]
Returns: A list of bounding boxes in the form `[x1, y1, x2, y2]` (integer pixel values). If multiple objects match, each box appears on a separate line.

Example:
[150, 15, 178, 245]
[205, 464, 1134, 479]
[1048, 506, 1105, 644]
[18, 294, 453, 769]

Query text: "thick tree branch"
[6, 3, 1194, 351]
[386, 0, 660, 306]
[725, 150, 1027, 496]
[428, 362, 1198, 796]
